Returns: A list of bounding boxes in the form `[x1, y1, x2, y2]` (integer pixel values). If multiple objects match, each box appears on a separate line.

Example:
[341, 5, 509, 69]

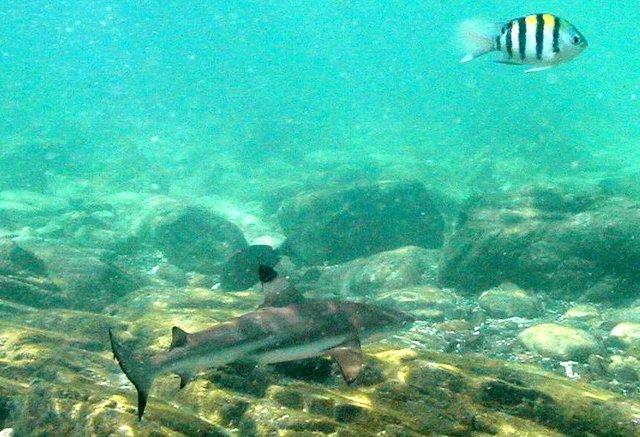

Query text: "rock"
[478, 283, 542, 319]
[0, 191, 69, 229]
[147, 203, 247, 274]
[278, 181, 444, 264]
[23, 244, 141, 311]
[305, 396, 335, 417]
[439, 185, 640, 301]
[607, 355, 640, 382]
[609, 323, 640, 349]
[0, 297, 639, 436]
[335, 403, 370, 423]
[0, 239, 46, 276]
[606, 305, 640, 325]
[266, 386, 304, 410]
[406, 362, 468, 394]
[311, 246, 440, 298]
[149, 262, 188, 286]
[0, 276, 62, 308]
[563, 304, 601, 321]
[518, 323, 601, 361]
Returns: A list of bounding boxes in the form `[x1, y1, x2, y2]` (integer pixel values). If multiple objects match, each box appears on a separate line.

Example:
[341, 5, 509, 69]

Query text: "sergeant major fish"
[459, 13, 588, 72]
[109, 265, 414, 420]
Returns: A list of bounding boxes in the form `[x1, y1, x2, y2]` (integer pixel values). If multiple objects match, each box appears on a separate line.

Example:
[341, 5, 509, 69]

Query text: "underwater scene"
[1, 0, 640, 435]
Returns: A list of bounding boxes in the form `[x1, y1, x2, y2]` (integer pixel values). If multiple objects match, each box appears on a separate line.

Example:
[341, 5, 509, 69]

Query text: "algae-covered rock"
[478, 282, 542, 319]
[0, 300, 639, 436]
[564, 304, 602, 322]
[23, 244, 141, 311]
[609, 322, 640, 349]
[0, 276, 62, 309]
[146, 200, 248, 274]
[278, 180, 444, 264]
[518, 323, 601, 361]
[0, 190, 69, 229]
[439, 185, 640, 301]
[311, 246, 440, 298]
[608, 355, 640, 382]
[0, 239, 46, 276]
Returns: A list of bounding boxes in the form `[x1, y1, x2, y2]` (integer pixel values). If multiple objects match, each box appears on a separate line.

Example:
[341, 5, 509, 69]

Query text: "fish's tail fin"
[108, 329, 155, 420]
[458, 19, 500, 63]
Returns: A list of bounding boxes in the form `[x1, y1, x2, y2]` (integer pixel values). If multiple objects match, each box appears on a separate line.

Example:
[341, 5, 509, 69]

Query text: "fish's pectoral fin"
[327, 338, 363, 384]
[525, 66, 553, 73]
[170, 327, 190, 351]
[494, 60, 521, 66]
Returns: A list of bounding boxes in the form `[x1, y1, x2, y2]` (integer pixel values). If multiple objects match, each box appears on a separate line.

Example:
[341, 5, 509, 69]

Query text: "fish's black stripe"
[505, 21, 513, 58]
[495, 35, 501, 52]
[552, 15, 560, 53]
[535, 14, 544, 60]
[518, 17, 527, 61]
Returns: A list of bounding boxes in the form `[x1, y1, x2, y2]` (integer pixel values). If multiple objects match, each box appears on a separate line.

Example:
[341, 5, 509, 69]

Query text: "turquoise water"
[3, 1, 639, 197]
[3, 2, 640, 434]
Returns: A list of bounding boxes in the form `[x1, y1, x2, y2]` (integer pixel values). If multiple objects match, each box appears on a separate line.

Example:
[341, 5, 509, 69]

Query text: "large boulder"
[310, 246, 440, 298]
[0, 191, 69, 230]
[0, 239, 61, 309]
[22, 243, 141, 311]
[518, 323, 601, 362]
[278, 181, 445, 264]
[439, 185, 640, 301]
[36, 194, 250, 275]
[148, 205, 248, 274]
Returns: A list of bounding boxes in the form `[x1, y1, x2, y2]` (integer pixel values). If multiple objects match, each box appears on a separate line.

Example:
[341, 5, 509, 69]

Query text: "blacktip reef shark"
[109, 265, 414, 420]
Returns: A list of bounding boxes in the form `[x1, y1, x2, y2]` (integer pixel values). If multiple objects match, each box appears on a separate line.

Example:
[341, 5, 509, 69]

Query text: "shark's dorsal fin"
[178, 373, 193, 389]
[170, 327, 190, 351]
[258, 265, 305, 308]
[327, 338, 363, 384]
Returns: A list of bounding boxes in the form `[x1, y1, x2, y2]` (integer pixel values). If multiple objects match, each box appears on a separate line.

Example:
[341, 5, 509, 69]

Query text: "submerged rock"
[609, 322, 640, 350]
[22, 243, 141, 311]
[0, 191, 69, 229]
[478, 282, 542, 319]
[0, 239, 46, 276]
[563, 304, 602, 322]
[0, 286, 637, 436]
[278, 180, 444, 264]
[440, 185, 640, 302]
[608, 355, 640, 382]
[311, 246, 440, 298]
[518, 323, 601, 361]
[142, 198, 248, 274]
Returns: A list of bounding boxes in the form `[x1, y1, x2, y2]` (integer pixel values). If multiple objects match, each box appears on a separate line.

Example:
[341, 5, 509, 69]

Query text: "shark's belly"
[251, 334, 349, 365]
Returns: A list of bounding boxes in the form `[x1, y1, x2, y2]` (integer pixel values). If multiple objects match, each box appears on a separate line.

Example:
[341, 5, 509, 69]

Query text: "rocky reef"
[1, 288, 640, 436]
[0, 180, 640, 435]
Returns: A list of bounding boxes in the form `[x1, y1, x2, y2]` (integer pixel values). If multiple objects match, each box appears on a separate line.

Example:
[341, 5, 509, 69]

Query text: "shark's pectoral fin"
[327, 339, 363, 384]
[170, 327, 190, 351]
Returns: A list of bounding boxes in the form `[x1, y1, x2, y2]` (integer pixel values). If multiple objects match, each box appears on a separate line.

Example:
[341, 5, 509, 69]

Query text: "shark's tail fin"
[108, 329, 155, 420]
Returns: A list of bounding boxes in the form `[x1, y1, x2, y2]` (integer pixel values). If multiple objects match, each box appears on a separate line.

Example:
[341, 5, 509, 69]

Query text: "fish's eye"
[572, 35, 581, 45]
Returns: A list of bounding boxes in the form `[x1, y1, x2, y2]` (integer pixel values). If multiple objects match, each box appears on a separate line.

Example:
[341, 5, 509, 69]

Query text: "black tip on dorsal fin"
[258, 264, 278, 283]
[170, 327, 189, 351]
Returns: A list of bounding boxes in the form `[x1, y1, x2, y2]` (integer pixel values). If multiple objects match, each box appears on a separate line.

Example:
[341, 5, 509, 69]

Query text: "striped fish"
[459, 13, 588, 73]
